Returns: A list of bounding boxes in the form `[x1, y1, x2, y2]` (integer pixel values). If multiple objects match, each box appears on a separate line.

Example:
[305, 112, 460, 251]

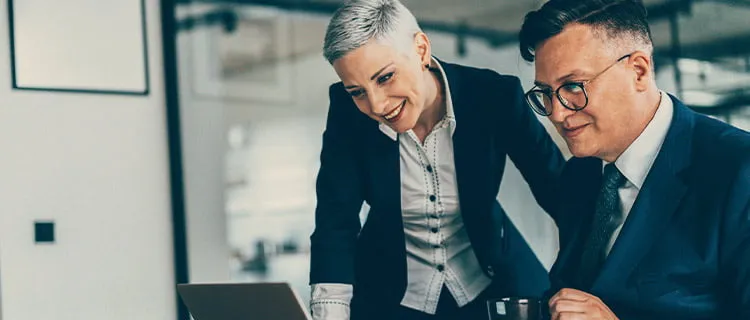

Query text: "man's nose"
[548, 95, 575, 124]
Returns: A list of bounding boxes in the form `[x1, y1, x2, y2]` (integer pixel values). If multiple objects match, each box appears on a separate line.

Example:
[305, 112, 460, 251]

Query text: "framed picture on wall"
[190, 7, 296, 105]
[8, 0, 149, 95]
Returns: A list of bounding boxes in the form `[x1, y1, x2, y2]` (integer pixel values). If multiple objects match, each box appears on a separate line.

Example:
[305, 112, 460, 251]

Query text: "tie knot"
[603, 163, 626, 189]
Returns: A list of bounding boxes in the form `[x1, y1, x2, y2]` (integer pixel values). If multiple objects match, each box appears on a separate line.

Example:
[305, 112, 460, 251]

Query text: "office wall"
[174, 9, 330, 288]
[176, 14, 232, 283]
[0, 1, 175, 320]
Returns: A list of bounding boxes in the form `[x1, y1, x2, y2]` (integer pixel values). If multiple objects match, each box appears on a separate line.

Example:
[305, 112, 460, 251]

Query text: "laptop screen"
[177, 282, 311, 320]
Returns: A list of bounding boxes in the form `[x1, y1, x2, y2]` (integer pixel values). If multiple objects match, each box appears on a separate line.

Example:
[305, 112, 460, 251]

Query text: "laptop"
[177, 282, 312, 320]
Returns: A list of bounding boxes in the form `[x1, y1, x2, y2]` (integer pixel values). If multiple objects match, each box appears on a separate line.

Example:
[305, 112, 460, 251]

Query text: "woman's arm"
[308, 83, 366, 319]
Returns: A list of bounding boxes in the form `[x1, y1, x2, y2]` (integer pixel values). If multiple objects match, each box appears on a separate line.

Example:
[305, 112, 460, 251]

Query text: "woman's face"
[332, 36, 431, 133]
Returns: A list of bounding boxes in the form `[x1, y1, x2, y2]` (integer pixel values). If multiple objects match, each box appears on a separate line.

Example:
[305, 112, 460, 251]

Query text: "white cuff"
[310, 283, 353, 320]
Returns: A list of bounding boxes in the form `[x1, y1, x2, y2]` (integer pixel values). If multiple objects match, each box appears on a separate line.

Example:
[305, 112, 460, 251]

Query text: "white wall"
[176, 18, 232, 283]
[0, 1, 175, 320]
[175, 7, 338, 285]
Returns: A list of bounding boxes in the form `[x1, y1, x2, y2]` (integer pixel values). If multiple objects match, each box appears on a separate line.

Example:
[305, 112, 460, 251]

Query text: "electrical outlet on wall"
[34, 221, 55, 244]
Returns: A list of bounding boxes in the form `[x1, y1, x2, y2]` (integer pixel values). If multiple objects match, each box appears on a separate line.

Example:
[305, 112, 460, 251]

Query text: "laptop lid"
[177, 282, 311, 320]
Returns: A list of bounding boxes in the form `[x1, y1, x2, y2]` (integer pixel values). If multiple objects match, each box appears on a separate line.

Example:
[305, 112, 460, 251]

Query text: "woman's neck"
[413, 66, 446, 141]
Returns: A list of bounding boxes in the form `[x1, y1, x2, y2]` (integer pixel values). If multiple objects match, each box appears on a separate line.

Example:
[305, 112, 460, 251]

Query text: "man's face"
[533, 23, 639, 160]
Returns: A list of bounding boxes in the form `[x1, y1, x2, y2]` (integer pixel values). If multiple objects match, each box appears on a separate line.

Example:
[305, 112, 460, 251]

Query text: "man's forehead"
[534, 25, 612, 82]
[533, 51, 591, 86]
[537, 24, 601, 57]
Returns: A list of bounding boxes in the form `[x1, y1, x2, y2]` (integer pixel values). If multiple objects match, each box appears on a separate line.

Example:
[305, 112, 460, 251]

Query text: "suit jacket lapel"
[441, 61, 475, 209]
[440, 60, 496, 258]
[444, 61, 477, 215]
[365, 120, 402, 229]
[591, 96, 694, 294]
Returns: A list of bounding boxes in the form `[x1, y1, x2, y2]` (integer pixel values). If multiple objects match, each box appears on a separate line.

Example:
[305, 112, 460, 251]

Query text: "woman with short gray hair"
[309, 1, 565, 319]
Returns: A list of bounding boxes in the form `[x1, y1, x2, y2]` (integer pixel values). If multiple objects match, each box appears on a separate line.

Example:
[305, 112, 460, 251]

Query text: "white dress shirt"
[604, 91, 674, 256]
[310, 58, 491, 319]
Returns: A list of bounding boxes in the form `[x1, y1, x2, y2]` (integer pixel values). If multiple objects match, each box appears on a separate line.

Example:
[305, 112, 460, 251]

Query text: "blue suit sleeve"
[721, 155, 750, 318]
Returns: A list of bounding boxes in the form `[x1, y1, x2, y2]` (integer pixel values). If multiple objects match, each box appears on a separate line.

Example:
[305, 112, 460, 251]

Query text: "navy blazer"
[547, 96, 750, 319]
[309, 60, 565, 317]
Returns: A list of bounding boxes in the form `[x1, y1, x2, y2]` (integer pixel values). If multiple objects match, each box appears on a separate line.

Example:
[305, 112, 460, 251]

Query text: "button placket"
[427, 128, 447, 272]
[413, 136, 441, 254]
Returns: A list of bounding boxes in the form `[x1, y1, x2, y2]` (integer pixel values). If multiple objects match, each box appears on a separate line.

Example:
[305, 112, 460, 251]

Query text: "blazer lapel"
[440, 60, 496, 260]
[445, 61, 479, 214]
[365, 121, 402, 228]
[591, 97, 694, 294]
[442, 61, 476, 209]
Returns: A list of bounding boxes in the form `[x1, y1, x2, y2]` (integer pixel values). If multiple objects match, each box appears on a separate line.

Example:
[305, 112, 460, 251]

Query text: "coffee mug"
[486, 297, 542, 320]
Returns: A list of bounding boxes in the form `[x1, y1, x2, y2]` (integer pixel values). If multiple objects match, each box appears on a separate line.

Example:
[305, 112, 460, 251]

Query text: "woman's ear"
[414, 32, 431, 67]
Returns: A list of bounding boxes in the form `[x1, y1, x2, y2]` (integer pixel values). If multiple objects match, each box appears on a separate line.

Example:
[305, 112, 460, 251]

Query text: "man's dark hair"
[519, 0, 653, 62]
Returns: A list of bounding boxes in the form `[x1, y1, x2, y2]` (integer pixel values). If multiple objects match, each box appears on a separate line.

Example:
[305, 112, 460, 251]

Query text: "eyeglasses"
[525, 53, 633, 116]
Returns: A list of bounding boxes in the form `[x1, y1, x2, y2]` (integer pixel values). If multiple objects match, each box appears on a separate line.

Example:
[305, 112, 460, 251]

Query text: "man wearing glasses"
[519, 0, 750, 319]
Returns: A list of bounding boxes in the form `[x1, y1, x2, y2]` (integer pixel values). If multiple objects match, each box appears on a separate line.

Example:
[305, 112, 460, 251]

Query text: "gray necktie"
[577, 163, 627, 289]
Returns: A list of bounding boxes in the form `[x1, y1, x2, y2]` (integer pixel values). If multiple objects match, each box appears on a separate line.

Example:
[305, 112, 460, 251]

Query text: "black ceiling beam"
[655, 33, 750, 61]
[651, 0, 750, 60]
[181, 0, 341, 14]
[706, 0, 750, 8]
[646, 0, 694, 18]
[177, 0, 709, 49]
[176, 0, 518, 46]
[176, 8, 237, 32]
[688, 94, 750, 115]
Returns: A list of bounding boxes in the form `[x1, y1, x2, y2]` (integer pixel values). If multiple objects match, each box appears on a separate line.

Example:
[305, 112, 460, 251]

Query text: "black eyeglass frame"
[525, 53, 633, 116]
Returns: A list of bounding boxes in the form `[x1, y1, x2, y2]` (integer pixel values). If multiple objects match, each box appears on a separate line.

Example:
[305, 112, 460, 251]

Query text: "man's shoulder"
[678, 112, 750, 200]
[691, 113, 750, 171]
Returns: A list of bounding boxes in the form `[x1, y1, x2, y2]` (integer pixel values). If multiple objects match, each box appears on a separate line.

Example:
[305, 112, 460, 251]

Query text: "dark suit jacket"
[309, 60, 565, 317]
[547, 95, 750, 319]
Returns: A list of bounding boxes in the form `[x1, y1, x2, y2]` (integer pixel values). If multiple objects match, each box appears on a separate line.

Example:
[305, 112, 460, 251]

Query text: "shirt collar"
[605, 91, 674, 189]
[379, 57, 456, 141]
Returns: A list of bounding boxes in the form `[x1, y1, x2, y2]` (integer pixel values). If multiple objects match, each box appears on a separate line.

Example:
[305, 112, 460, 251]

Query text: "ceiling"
[178, 0, 750, 110]
[182, 0, 750, 60]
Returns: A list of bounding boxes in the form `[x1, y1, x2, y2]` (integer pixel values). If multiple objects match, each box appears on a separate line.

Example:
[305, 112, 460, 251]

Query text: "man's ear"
[631, 51, 653, 92]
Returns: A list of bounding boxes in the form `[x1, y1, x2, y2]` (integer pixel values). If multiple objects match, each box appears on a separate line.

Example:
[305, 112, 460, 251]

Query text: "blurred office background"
[0, 0, 748, 319]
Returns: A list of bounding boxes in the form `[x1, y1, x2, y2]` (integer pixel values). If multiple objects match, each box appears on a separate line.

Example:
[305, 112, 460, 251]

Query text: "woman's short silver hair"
[323, 0, 422, 64]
